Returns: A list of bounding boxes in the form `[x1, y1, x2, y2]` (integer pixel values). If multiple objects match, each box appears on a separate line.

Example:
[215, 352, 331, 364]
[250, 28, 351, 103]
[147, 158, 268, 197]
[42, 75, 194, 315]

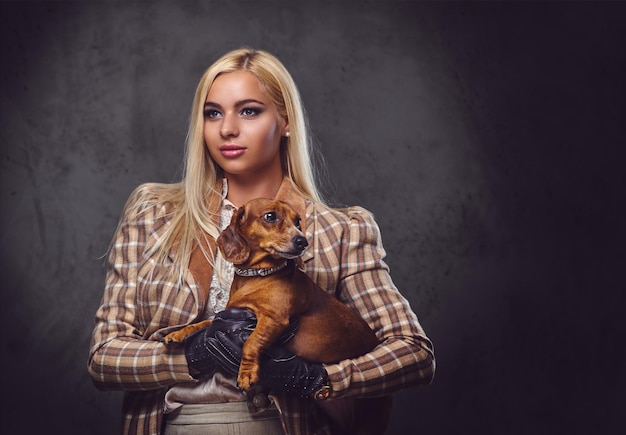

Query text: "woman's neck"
[224, 172, 284, 207]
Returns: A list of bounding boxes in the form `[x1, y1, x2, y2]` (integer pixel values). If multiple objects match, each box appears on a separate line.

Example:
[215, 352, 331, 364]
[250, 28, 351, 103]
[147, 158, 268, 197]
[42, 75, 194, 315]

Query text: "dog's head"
[216, 198, 308, 267]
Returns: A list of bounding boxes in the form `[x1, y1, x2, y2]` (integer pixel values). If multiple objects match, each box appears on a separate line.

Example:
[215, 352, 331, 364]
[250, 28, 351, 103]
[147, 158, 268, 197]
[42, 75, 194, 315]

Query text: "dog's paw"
[163, 330, 186, 346]
[237, 372, 253, 391]
[237, 368, 260, 391]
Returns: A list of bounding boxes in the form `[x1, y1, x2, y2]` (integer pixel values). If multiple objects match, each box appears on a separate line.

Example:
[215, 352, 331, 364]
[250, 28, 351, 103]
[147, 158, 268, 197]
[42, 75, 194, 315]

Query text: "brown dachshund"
[165, 198, 392, 434]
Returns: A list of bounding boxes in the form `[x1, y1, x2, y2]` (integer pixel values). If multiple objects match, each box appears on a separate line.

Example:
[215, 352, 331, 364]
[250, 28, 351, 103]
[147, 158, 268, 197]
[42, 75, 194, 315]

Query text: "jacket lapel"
[185, 181, 222, 314]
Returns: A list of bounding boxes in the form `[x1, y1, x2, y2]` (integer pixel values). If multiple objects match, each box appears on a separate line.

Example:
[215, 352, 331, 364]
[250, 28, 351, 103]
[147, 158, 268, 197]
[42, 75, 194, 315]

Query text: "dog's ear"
[216, 208, 250, 264]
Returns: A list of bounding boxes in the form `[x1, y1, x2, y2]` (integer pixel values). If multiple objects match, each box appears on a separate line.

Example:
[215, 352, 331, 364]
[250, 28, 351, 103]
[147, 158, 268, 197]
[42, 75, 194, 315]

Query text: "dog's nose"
[293, 235, 308, 250]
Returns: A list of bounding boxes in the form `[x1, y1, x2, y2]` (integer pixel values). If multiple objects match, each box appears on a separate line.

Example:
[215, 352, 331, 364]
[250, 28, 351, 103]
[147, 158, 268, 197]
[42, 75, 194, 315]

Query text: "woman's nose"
[220, 113, 239, 138]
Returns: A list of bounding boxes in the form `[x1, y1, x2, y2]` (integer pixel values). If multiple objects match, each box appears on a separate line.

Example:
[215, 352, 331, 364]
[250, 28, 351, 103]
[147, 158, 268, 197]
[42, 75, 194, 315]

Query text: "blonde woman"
[88, 47, 435, 435]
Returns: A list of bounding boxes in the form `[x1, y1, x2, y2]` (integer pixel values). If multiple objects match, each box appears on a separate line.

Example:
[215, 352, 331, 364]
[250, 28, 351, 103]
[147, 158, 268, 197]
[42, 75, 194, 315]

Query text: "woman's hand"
[185, 308, 326, 398]
[184, 308, 256, 377]
[211, 319, 328, 399]
[257, 346, 329, 400]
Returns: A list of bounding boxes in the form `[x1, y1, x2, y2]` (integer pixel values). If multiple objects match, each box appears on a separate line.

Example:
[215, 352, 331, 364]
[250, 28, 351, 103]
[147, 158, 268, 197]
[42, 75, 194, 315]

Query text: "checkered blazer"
[88, 179, 435, 434]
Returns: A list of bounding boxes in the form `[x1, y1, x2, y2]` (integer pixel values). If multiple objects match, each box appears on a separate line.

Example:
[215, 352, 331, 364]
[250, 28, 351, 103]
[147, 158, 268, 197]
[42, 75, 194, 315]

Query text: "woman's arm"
[87, 189, 193, 392]
[323, 207, 435, 398]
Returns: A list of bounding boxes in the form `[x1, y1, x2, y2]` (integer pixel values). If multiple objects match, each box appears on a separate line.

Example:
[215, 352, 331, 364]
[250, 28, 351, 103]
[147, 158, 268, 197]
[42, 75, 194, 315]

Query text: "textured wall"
[1, 1, 624, 434]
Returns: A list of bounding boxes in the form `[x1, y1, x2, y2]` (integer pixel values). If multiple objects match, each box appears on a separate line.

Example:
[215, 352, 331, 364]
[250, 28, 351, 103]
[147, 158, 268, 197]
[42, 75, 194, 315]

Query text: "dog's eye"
[294, 217, 302, 230]
[263, 212, 278, 223]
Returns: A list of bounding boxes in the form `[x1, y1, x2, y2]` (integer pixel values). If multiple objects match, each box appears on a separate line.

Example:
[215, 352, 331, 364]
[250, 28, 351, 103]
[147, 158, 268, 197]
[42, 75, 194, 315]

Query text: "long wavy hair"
[120, 48, 324, 284]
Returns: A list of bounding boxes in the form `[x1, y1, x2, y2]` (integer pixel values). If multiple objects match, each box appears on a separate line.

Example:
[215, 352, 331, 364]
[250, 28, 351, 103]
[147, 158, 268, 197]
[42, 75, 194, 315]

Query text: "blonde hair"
[122, 48, 324, 284]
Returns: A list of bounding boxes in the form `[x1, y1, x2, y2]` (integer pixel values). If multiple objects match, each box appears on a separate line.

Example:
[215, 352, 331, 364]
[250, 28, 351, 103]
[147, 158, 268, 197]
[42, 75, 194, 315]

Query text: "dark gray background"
[1, 1, 624, 434]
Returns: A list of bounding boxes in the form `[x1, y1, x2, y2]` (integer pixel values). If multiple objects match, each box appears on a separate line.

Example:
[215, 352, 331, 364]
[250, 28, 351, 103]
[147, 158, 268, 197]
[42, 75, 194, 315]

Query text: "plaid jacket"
[88, 179, 435, 434]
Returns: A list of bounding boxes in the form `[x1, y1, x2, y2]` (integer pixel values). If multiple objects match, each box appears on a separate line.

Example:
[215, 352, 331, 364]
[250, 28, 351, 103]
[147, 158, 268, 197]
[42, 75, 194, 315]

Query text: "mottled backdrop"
[1, 1, 624, 434]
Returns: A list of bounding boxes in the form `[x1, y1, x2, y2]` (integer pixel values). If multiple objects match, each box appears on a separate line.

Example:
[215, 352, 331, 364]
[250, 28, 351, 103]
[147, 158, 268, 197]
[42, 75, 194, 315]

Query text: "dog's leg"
[163, 320, 213, 345]
[237, 314, 289, 390]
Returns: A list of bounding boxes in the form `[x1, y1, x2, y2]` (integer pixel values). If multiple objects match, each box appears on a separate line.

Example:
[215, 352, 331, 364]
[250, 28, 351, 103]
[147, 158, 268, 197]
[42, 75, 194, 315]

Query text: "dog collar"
[235, 261, 289, 277]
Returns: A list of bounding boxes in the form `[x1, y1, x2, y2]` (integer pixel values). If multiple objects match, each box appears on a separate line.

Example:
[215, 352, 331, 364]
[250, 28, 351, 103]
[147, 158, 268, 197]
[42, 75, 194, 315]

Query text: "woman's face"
[204, 70, 288, 181]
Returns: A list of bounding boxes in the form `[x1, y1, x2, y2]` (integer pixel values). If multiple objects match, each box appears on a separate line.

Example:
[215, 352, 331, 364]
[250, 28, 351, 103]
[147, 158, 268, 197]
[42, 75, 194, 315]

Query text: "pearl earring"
[284, 131, 290, 137]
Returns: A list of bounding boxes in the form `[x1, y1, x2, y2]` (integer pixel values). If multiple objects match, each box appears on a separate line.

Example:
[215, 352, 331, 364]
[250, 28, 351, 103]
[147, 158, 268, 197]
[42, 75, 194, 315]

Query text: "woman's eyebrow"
[204, 99, 267, 109]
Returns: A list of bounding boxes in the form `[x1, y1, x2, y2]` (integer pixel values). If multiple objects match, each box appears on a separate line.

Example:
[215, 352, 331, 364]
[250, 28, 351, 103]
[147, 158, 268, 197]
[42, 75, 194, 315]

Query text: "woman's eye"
[241, 107, 260, 117]
[264, 212, 278, 223]
[203, 109, 221, 119]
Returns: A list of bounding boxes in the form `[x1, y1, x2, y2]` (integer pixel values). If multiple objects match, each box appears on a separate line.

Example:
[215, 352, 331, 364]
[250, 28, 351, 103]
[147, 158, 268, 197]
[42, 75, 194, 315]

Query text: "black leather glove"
[184, 308, 256, 377]
[258, 346, 328, 399]
[213, 326, 327, 399]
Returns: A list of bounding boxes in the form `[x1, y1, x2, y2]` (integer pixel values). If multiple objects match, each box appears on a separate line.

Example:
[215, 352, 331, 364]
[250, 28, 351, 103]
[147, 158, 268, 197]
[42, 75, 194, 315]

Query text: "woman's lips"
[219, 144, 246, 158]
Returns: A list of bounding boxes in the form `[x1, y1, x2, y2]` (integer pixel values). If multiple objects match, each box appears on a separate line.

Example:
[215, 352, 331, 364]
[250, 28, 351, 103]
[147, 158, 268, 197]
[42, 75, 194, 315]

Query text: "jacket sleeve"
[323, 207, 435, 398]
[87, 187, 193, 392]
